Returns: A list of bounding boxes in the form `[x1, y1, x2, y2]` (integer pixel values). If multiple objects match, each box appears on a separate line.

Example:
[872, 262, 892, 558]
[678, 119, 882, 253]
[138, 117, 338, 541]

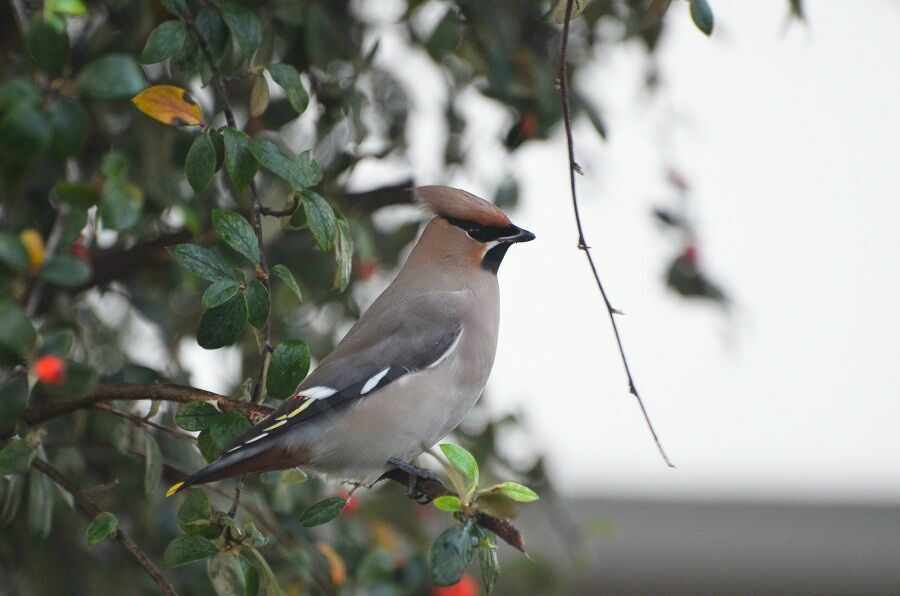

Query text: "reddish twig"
[557, 0, 673, 467]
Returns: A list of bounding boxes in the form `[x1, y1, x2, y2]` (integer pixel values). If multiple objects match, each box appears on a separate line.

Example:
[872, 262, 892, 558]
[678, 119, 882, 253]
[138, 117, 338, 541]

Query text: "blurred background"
[2, 0, 899, 594]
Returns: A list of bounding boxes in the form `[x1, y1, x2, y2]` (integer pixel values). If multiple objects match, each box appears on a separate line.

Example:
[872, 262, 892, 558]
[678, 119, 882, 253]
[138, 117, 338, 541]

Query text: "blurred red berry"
[683, 243, 699, 265]
[433, 574, 478, 596]
[69, 234, 89, 261]
[355, 260, 380, 282]
[519, 111, 539, 139]
[338, 491, 360, 516]
[666, 168, 690, 193]
[35, 355, 67, 386]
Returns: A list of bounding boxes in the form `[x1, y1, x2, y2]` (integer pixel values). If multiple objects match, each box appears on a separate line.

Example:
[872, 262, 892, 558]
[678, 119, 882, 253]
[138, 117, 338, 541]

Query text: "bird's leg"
[387, 457, 438, 504]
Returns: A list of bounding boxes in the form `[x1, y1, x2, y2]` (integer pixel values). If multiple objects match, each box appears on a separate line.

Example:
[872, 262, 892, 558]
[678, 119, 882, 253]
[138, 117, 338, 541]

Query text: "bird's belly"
[307, 343, 492, 483]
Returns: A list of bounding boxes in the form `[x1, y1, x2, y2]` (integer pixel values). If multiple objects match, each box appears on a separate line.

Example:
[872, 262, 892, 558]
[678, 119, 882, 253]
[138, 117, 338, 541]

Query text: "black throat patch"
[482, 243, 511, 273]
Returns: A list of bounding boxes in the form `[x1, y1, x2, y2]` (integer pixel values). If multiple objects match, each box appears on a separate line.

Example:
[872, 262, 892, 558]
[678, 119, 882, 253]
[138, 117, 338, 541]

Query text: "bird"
[167, 186, 534, 496]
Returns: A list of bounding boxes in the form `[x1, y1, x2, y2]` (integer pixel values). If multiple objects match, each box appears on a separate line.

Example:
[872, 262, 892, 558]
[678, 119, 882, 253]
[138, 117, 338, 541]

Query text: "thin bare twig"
[556, 0, 673, 467]
[31, 458, 177, 596]
[92, 403, 195, 442]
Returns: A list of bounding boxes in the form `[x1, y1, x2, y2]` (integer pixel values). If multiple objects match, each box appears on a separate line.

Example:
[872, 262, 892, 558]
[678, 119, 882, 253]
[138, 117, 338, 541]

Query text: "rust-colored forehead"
[414, 185, 510, 228]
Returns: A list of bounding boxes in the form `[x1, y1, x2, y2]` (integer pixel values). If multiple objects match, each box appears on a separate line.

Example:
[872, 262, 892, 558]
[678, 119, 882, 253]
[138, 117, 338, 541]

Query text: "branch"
[556, 0, 673, 467]
[31, 458, 177, 596]
[20, 383, 271, 435]
[379, 468, 526, 552]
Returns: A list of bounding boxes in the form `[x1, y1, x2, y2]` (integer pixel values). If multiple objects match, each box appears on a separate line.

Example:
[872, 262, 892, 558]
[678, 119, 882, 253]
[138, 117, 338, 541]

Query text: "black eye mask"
[444, 217, 520, 243]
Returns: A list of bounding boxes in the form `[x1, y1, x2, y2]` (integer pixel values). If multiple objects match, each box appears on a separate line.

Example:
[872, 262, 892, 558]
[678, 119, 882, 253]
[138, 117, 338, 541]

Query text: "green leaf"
[49, 98, 88, 157]
[143, 432, 163, 496]
[249, 74, 269, 118]
[186, 133, 217, 193]
[77, 54, 146, 98]
[0, 375, 28, 434]
[266, 64, 309, 115]
[164, 535, 218, 567]
[432, 495, 461, 512]
[212, 210, 259, 264]
[0, 103, 52, 162]
[266, 340, 310, 399]
[332, 217, 353, 292]
[244, 279, 269, 327]
[101, 180, 143, 230]
[223, 128, 257, 190]
[42, 360, 97, 399]
[175, 401, 220, 431]
[28, 462, 53, 537]
[299, 496, 346, 527]
[197, 294, 248, 349]
[248, 140, 308, 191]
[26, 17, 69, 75]
[85, 512, 118, 546]
[242, 522, 268, 547]
[209, 411, 251, 450]
[208, 552, 246, 596]
[170, 244, 234, 283]
[296, 150, 322, 187]
[40, 254, 91, 288]
[46, 0, 85, 16]
[56, 183, 99, 210]
[140, 20, 186, 64]
[203, 280, 240, 308]
[478, 534, 500, 594]
[641, 0, 673, 30]
[689, 0, 714, 36]
[0, 300, 36, 362]
[178, 488, 213, 526]
[429, 524, 476, 586]
[484, 482, 539, 503]
[272, 264, 302, 302]
[40, 330, 74, 357]
[301, 191, 337, 252]
[159, 0, 186, 17]
[280, 468, 307, 484]
[0, 233, 28, 271]
[0, 441, 34, 475]
[219, 2, 262, 64]
[197, 429, 219, 462]
[440, 443, 478, 485]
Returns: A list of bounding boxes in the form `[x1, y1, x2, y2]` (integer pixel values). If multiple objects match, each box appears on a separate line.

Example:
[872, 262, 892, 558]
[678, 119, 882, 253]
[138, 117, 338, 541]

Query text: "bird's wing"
[223, 291, 465, 454]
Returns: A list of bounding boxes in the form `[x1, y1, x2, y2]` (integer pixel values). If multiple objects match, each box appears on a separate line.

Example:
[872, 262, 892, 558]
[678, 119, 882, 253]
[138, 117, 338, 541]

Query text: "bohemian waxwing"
[168, 186, 534, 495]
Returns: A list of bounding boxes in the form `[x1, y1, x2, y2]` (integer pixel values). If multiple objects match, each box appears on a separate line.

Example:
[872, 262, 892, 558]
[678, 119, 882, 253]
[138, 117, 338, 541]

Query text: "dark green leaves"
[220, 2, 262, 64]
[301, 191, 337, 252]
[100, 152, 143, 230]
[244, 280, 269, 327]
[212, 210, 259, 264]
[0, 300, 36, 362]
[272, 264, 302, 302]
[143, 432, 163, 496]
[267, 64, 309, 114]
[40, 254, 91, 287]
[164, 535, 218, 567]
[0, 103, 52, 162]
[85, 512, 118, 546]
[297, 150, 323, 187]
[49, 98, 88, 157]
[77, 54, 145, 98]
[208, 411, 251, 450]
[299, 496, 346, 527]
[203, 280, 240, 308]
[170, 244, 234, 282]
[689, 0, 714, 36]
[175, 401, 220, 432]
[0, 441, 34, 475]
[208, 552, 247, 596]
[140, 20, 186, 64]
[223, 128, 257, 189]
[478, 534, 500, 594]
[440, 443, 478, 485]
[248, 140, 308, 191]
[429, 523, 476, 586]
[197, 293, 247, 349]
[0, 375, 28, 434]
[186, 133, 217, 193]
[0, 233, 29, 271]
[266, 340, 310, 398]
[333, 217, 353, 292]
[26, 18, 69, 75]
[177, 489, 219, 538]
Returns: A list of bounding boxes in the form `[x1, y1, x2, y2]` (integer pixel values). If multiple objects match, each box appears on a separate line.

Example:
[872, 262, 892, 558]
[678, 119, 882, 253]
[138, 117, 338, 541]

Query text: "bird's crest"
[414, 186, 510, 228]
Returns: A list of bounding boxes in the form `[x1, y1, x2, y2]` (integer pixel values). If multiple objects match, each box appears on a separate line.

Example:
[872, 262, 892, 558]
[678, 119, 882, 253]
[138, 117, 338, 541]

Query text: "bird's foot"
[387, 458, 438, 504]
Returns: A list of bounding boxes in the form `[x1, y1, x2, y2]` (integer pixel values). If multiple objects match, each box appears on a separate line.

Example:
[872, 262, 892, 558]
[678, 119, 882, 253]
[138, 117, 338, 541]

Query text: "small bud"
[34, 355, 67, 386]
[19, 228, 45, 272]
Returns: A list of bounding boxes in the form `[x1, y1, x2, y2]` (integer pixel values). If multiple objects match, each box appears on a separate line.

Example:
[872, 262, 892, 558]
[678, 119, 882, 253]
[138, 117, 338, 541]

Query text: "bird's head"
[414, 185, 535, 273]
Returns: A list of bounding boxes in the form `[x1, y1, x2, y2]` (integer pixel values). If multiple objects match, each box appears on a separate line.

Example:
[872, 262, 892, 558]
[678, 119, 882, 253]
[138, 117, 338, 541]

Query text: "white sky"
[180, 1, 900, 503]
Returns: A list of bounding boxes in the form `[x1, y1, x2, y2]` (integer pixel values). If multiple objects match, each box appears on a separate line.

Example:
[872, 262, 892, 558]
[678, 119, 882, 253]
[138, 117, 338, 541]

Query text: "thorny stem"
[182, 8, 273, 518]
[32, 458, 177, 596]
[557, 0, 673, 467]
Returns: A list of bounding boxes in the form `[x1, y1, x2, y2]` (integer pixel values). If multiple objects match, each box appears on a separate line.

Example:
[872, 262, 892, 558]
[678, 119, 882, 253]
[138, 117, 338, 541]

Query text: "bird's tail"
[165, 441, 278, 497]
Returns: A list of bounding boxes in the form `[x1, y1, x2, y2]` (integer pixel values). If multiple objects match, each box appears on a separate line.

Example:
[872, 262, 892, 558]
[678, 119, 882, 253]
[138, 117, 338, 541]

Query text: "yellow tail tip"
[165, 481, 185, 497]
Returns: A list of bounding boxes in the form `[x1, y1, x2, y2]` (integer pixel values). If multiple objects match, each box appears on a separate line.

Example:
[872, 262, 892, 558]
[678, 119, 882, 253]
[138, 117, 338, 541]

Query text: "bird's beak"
[499, 224, 536, 244]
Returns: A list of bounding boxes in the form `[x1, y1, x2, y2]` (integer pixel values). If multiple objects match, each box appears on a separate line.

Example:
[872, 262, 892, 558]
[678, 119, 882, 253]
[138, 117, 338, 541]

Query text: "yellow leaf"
[19, 228, 45, 272]
[315, 542, 346, 587]
[132, 85, 203, 127]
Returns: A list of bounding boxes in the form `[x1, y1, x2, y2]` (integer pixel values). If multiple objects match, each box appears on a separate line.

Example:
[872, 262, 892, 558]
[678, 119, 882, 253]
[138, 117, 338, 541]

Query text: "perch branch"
[31, 458, 177, 596]
[556, 0, 673, 467]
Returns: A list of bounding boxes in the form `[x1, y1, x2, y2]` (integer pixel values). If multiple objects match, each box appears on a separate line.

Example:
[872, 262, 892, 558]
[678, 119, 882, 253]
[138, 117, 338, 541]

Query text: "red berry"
[355, 260, 380, 282]
[432, 574, 478, 596]
[338, 491, 360, 516]
[34, 355, 67, 386]
[683, 243, 699, 265]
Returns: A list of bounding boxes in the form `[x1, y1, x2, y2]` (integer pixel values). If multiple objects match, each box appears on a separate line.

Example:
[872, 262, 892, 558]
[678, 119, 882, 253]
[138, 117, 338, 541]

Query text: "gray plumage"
[173, 186, 534, 492]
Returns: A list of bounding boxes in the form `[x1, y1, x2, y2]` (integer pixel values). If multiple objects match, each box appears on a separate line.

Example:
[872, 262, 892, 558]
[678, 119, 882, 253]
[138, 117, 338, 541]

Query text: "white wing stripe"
[361, 368, 391, 394]
[302, 386, 337, 399]
[428, 330, 463, 369]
